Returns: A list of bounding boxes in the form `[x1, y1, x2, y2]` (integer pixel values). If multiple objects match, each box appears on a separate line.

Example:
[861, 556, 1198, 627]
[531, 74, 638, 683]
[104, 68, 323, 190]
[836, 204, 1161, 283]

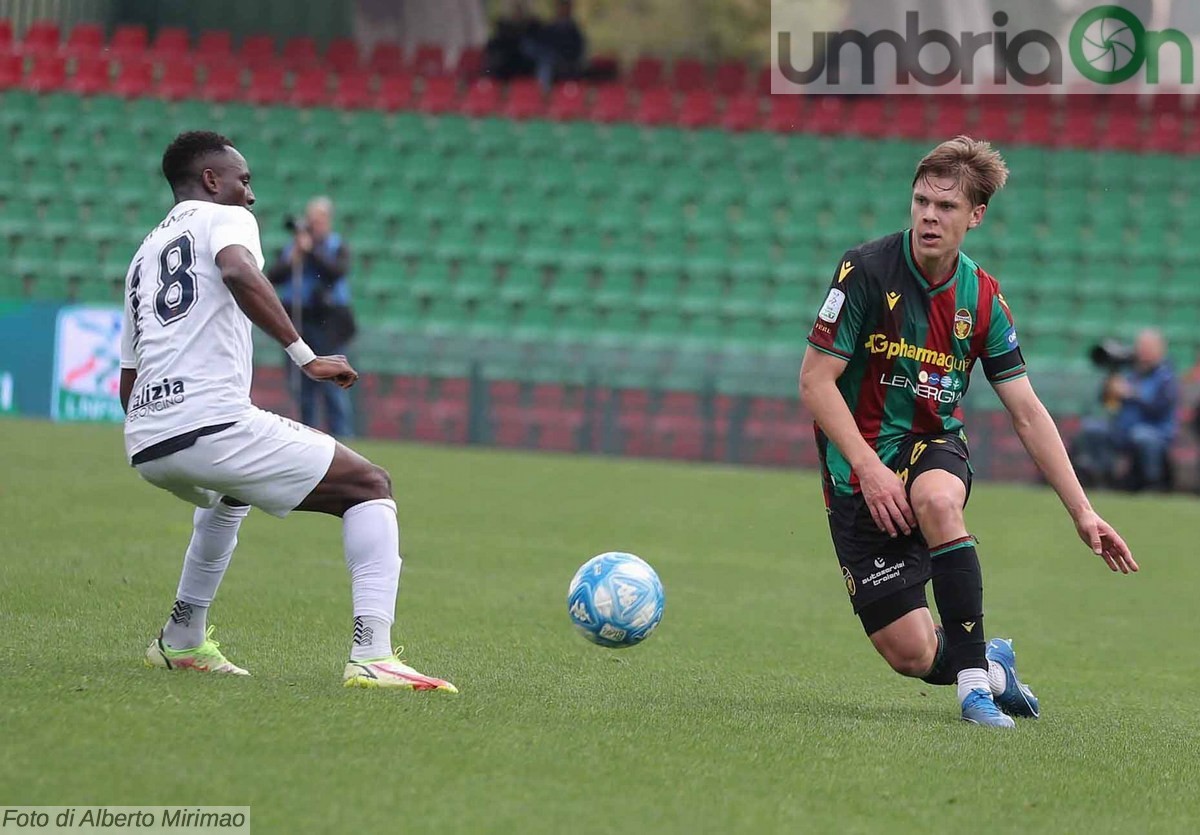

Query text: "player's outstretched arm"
[993, 376, 1138, 573]
[800, 347, 914, 538]
[216, 244, 358, 388]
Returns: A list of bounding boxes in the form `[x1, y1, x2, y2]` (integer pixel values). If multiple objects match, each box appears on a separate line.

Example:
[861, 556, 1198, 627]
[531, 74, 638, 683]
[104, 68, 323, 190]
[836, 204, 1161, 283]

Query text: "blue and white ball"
[567, 552, 665, 648]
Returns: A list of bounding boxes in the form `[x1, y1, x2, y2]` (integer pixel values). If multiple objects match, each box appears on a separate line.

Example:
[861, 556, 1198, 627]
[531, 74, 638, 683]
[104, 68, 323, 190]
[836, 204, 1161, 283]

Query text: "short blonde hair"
[913, 136, 1009, 207]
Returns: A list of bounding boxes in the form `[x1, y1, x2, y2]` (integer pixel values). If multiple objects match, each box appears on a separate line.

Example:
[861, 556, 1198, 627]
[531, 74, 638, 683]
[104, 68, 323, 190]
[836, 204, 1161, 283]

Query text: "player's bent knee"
[880, 642, 936, 678]
[912, 490, 962, 528]
[365, 464, 392, 500]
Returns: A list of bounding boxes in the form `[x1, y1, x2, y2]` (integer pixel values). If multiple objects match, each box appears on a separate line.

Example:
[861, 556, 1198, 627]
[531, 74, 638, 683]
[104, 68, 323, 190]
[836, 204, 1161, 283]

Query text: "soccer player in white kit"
[122, 131, 455, 692]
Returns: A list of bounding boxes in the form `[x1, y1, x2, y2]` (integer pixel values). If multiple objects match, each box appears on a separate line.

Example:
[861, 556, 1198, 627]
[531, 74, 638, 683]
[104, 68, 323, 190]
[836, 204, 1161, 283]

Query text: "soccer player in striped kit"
[801, 136, 1138, 727]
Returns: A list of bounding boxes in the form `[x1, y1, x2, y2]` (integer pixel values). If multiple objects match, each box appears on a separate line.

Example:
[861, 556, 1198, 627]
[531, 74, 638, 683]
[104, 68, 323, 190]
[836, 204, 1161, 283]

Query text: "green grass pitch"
[1, 419, 1198, 834]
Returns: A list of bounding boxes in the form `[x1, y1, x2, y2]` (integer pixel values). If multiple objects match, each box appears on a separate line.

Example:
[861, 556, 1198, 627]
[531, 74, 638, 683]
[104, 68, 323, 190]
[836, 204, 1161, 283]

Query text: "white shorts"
[135, 407, 337, 518]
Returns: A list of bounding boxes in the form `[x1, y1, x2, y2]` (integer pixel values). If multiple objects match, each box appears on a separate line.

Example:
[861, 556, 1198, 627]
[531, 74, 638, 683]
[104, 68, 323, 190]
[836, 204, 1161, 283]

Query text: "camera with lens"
[1089, 338, 1134, 371]
[283, 215, 307, 234]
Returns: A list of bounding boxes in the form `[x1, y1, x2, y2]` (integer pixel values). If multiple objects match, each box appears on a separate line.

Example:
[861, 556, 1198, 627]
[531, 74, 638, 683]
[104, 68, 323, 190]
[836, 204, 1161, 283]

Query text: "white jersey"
[120, 200, 266, 461]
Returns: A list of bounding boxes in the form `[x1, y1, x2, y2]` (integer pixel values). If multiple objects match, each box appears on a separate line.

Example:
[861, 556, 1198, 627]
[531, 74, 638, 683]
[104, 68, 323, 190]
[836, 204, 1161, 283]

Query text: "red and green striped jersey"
[807, 230, 1025, 497]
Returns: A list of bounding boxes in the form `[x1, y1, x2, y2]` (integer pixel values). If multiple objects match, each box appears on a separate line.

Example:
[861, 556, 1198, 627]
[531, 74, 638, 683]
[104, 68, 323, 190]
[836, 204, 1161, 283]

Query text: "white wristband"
[285, 339, 316, 367]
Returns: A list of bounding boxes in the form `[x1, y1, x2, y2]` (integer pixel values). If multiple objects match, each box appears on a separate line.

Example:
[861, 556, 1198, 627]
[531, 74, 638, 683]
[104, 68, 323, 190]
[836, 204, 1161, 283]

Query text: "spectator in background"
[268, 196, 357, 437]
[1073, 329, 1179, 491]
[522, 0, 585, 89]
[485, 0, 541, 79]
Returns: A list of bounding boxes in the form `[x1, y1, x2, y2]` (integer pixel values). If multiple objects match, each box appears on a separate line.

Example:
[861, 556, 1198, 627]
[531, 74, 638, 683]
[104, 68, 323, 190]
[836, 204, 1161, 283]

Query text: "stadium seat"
[0, 51, 22, 89]
[367, 42, 404, 75]
[200, 63, 243, 102]
[460, 77, 501, 117]
[325, 37, 360, 73]
[108, 24, 149, 60]
[22, 55, 67, 91]
[61, 23, 103, 58]
[196, 30, 233, 59]
[238, 34, 276, 68]
[288, 67, 331, 107]
[588, 84, 631, 122]
[156, 62, 198, 100]
[502, 80, 543, 120]
[713, 61, 747, 95]
[671, 58, 707, 92]
[410, 43, 446, 76]
[455, 46, 483, 79]
[244, 64, 287, 104]
[376, 74, 415, 110]
[20, 20, 60, 56]
[281, 36, 318, 68]
[720, 93, 760, 132]
[676, 90, 716, 128]
[151, 26, 190, 58]
[0, 19, 11, 47]
[417, 76, 459, 113]
[112, 56, 154, 98]
[629, 56, 663, 90]
[546, 81, 586, 121]
[330, 71, 373, 109]
[763, 95, 804, 132]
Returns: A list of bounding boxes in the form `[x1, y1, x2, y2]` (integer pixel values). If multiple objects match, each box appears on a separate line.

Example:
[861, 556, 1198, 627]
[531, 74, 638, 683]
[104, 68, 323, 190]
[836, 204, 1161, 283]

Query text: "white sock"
[956, 668, 991, 705]
[988, 659, 1007, 695]
[343, 498, 402, 662]
[162, 502, 250, 650]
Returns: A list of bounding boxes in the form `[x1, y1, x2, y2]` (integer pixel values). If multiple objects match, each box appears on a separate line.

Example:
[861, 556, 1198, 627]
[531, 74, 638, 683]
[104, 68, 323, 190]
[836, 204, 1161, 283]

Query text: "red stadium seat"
[546, 81, 586, 120]
[455, 46, 483, 79]
[111, 56, 153, 97]
[460, 77, 501, 117]
[971, 97, 1013, 142]
[763, 95, 803, 132]
[199, 63, 242, 102]
[0, 19, 12, 47]
[1012, 101, 1056, 145]
[588, 84, 631, 122]
[416, 76, 458, 113]
[281, 36, 318, 68]
[244, 63, 287, 104]
[890, 96, 931, 139]
[325, 37, 360, 73]
[503, 80, 543, 119]
[289, 66, 331, 107]
[108, 24, 148, 59]
[847, 96, 887, 138]
[22, 54, 67, 91]
[755, 66, 772, 95]
[676, 89, 716, 128]
[635, 87, 675, 126]
[0, 50, 23, 89]
[1143, 111, 1185, 154]
[367, 42, 404, 75]
[720, 93, 761, 132]
[20, 20, 59, 56]
[804, 96, 847, 135]
[1096, 110, 1146, 151]
[156, 61, 198, 100]
[671, 57, 707, 92]
[61, 23, 103, 58]
[65, 53, 110, 95]
[713, 61, 747, 95]
[331, 70, 373, 109]
[151, 26, 190, 57]
[196, 30, 232, 59]
[376, 73, 415, 110]
[411, 43, 445, 76]
[629, 56, 663, 90]
[238, 34, 276, 68]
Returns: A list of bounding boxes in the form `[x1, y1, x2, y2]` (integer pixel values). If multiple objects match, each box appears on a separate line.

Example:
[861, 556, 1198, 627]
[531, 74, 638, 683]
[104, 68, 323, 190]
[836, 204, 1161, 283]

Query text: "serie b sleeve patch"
[818, 288, 846, 323]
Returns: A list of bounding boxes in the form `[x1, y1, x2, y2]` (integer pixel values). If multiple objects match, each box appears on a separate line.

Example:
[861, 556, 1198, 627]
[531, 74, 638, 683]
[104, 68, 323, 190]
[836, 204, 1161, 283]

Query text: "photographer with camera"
[267, 196, 357, 437]
[1072, 329, 1180, 491]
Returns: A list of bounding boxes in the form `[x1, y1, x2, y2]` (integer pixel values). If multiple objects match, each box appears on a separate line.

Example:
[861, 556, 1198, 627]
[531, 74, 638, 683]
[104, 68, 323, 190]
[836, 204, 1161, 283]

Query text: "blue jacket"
[1115, 362, 1179, 440]
[270, 232, 351, 311]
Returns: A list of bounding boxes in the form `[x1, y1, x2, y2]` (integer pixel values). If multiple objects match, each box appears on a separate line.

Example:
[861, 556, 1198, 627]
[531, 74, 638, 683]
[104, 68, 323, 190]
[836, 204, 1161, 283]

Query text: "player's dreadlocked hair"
[913, 136, 1009, 208]
[161, 130, 235, 190]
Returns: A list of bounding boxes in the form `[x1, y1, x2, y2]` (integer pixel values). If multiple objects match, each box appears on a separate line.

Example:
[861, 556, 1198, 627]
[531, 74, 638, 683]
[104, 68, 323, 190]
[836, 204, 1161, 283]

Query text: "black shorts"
[826, 432, 972, 634]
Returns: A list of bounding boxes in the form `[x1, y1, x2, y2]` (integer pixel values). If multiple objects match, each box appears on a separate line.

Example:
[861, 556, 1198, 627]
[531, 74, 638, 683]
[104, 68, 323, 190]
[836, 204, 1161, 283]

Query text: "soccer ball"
[567, 552, 665, 648]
